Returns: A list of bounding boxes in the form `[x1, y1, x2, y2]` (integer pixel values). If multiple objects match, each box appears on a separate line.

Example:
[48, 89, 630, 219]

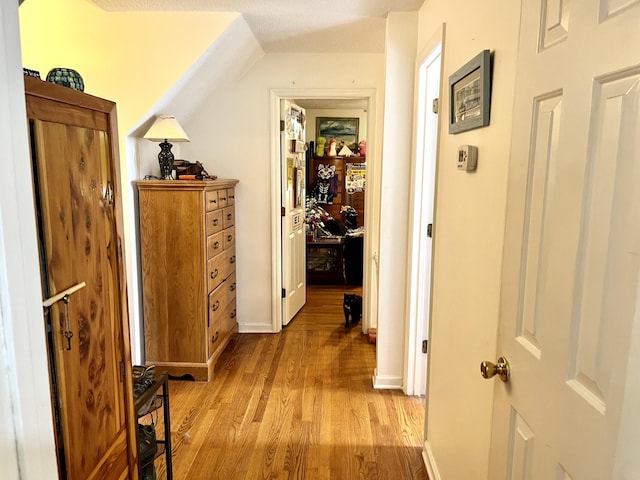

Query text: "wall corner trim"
[423, 440, 443, 480]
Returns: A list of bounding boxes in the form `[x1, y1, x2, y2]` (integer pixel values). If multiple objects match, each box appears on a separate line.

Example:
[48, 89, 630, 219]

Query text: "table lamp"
[143, 115, 190, 180]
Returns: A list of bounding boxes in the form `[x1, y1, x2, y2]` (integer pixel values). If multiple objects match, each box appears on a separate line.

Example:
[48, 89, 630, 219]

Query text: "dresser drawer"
[206, 210, 223, 235]
[207, 252, 226, 292]
[208, 280, 230, 326]
[222, 206, 235, 229]
[227, 188, 235, 206]
[208, 315, 221, 357]
[226, 247, 236, 274]
[218, 189, 229, 209]
[226, 271, 237, 300]
[223, 226, 235, 250]
[207, 231, 224, 259]
[220, 299, 237, 336]
[206, 190, 220, 211]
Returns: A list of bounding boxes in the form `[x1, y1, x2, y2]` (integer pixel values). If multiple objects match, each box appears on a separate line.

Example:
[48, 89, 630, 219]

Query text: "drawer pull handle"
[230, 282, 236, 292]
[230, 195, 235, 199]
[211, 331, 219, 343]
[212, 300, 220, 312]
[226, 213, 232, 220]
[220, 196, 227, 201]
[213, 219, 219, 226]
[210, 199, 217, 204]
[230, 309, 237, 319]
[227, 235, 233, 242]
[229, 255, 236, 264]
[214, 241, 220, 249]
[210, 268, 219, 279]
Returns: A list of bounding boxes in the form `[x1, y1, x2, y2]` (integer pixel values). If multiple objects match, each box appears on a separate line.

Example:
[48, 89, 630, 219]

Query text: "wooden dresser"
[136, 179, 239, 381]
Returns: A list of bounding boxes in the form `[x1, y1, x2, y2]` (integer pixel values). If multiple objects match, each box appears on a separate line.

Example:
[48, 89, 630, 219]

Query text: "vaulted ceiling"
[90, 0, 424, 53]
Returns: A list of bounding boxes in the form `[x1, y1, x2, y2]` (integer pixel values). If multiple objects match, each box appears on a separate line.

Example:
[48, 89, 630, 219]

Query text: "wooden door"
[26, 78, 137, 480]
[281, 100, 306, 325]
[488, 1, 640, 478]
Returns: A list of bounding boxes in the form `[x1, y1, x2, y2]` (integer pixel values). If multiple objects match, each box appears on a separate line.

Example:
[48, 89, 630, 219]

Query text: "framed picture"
[316, 117, 359, 151]
[449, 50, 492, 134]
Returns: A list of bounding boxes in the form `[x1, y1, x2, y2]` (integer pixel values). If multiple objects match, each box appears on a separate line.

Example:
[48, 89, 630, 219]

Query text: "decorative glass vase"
[46, 68, 84, 92]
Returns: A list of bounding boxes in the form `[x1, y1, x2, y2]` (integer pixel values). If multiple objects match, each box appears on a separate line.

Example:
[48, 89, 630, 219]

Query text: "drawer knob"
[210, 199, 217, 204]
[227, 235, 233, 242]
[229, 255, 236, 264]
[213, 219, 219, 226]
[214, 241, 220, 249]
[210, 268, 219, 279]
[230, 195, 235, 199]
[230, 309, 237, 319]
[220, 196, 227, 201]
[212, 300, 220, 312]
[226, 213, 232, 220]
[230, 282, 236, 292]
[211, 331, 219, 343]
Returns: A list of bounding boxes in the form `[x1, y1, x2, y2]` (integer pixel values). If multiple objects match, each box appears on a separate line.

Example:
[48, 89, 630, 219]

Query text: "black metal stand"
[134, 372, 173, 480]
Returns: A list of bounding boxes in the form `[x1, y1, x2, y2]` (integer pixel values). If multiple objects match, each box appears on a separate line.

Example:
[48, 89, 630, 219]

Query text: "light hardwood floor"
[148, 285, 428, 479]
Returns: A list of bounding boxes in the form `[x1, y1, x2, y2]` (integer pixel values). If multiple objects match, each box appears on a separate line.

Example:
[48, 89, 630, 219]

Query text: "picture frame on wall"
[316, 117, 359, 151]
[448, 49, 492, 134]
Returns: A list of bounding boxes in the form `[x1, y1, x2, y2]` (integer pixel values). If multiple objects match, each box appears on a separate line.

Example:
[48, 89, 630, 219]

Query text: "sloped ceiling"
[90, 0, 424, 53]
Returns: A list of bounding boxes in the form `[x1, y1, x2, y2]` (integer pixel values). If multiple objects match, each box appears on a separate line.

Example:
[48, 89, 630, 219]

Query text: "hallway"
[153, 285, 427, 479]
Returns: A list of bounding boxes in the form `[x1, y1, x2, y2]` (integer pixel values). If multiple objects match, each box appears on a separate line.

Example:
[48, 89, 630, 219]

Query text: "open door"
[407, 35, 442, 396]
[487, 1, 640, 477]
[281, 100, 307, 326]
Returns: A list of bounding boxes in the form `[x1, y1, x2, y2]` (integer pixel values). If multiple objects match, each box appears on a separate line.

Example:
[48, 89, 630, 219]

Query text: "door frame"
[0, 1, 59, 477]
[269, 88, 379, 333]
[404, 31, 444, 396]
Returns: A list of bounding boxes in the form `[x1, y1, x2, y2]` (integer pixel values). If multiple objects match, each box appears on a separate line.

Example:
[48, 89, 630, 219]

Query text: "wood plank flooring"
[145, 285, 427, 479]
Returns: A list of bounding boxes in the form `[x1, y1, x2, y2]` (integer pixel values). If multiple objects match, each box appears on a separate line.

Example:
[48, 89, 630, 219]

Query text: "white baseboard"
[238, 323, 276, 333]
[422, 440, 442, 480]
[371, 368, 403, 389]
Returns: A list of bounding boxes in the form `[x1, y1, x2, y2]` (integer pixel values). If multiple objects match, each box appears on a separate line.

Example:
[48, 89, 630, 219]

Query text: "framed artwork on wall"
[449, 49, 492, 134]
[316, 117, 359, 151]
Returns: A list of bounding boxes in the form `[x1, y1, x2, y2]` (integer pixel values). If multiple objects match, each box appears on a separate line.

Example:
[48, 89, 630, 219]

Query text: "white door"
[407, 39, 442, 396]
[487, 1, 640, 478]
[281, 100, 307, 326]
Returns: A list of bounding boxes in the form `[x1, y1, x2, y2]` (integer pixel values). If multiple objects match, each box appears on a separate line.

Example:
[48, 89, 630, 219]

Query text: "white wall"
[417, 1, 521, 478]
[374, 12, 418, 388]
[177, 53, 385, 332]
[19, 0, 241, 363]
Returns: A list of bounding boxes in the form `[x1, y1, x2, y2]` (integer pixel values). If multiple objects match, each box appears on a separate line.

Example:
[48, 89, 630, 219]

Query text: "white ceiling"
[91, 0, 424, 53]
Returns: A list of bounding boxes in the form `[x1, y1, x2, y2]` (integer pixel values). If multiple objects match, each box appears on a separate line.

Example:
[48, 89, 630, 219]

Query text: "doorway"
[300, 99, 367, 296]
[269, 89, 379, 337]
[405, 39, 442, 396]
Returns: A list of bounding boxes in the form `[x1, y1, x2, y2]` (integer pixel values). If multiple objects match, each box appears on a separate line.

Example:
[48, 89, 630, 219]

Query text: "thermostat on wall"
[457, 145, 478, 171]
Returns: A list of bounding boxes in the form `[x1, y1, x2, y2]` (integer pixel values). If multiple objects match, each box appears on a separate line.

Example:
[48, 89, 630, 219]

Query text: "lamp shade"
[143, 115, 191, 142]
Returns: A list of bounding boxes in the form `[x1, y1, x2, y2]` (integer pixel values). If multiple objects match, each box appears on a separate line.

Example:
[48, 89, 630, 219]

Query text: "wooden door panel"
[31, 113, 131, 479]
[25, 77, 137, 479]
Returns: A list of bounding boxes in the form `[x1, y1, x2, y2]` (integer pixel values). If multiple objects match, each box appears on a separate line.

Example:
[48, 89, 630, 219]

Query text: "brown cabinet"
[136, 180, 239, 382]
[307, 238, 345, 284]
[26, 77, 138, 480]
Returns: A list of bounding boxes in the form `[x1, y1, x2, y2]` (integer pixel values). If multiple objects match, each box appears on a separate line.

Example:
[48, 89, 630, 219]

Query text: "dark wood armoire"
[25, 76, 138, 480]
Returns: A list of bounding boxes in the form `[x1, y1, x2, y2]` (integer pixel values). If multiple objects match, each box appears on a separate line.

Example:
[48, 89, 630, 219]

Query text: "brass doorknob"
[480, 356, 510, 382]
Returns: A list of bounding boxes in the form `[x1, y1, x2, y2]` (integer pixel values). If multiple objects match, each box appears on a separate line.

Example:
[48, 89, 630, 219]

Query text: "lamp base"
[158, 140, 175, 180]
